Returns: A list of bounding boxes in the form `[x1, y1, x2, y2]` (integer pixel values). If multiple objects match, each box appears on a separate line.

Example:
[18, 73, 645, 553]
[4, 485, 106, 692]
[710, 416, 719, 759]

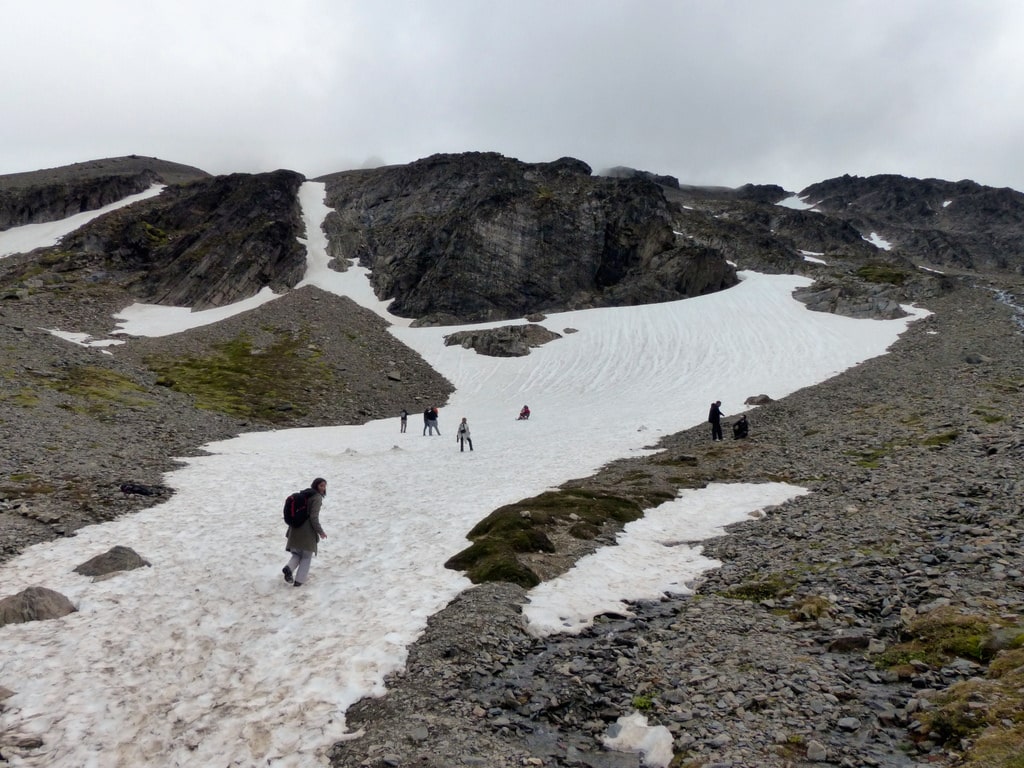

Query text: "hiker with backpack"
[282, 477, 328, 587]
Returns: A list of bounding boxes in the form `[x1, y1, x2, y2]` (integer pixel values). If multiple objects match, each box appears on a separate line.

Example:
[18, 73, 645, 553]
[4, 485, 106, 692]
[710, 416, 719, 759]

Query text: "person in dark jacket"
[732, 414, 749, 439]
[400, 409, 408, 433]
[282, 477, 328, 587]
[423, 406, 440, 435]
[708, 400, 724, 441]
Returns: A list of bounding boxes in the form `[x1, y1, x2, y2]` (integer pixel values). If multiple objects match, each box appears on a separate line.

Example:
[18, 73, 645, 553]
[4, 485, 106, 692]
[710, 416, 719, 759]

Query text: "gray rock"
[73, 545, 151, 577]
[0, 586, 77, 626]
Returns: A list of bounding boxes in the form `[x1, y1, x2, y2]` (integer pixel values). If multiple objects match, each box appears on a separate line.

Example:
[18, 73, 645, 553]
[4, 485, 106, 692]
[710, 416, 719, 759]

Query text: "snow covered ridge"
[0, 182, 930, 766]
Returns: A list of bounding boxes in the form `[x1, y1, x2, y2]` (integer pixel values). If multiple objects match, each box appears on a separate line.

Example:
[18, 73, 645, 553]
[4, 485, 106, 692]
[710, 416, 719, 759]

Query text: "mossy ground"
[146, 329, 336, 423]
[445, 487, 664, 588]
[872, 608, 1024, 765]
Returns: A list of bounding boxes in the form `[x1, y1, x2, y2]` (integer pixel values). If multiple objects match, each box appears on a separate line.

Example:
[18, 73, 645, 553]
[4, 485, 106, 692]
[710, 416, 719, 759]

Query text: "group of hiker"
[708, 400, 749, 441]
[284, 400, 750, 587]
[396, 404, 533, 447]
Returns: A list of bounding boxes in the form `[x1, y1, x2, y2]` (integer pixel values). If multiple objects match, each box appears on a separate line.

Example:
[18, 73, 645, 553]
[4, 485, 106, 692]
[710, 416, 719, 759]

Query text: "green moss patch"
[875, 607, 995, 670]
[856, 263, 910, 285]
[721, 573, 794, 601]
[446, 488, 650, 587]
[0, 472, 57, 499]
[42, 365, 153, 415]
[146, 330, 334, 422]
[917, 648, 1024, 765]
[921, 430, 959, 447]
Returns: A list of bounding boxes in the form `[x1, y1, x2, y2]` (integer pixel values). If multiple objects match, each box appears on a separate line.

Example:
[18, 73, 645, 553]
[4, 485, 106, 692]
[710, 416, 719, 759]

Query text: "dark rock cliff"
[317, 152, 738, 324]
[801, 174, 1024, 273]
[0, 155, 209, 231]
[53, 169, 307, 309]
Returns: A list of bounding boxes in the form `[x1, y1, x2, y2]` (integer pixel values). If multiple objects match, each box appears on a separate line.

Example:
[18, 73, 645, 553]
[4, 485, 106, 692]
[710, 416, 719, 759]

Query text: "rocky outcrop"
[443, 323, 562, 357]
[318, 153, 738, 324]
[54, 170, 308, 309]
[801, 174, 1024, 273]
[0, 155, 209, 231]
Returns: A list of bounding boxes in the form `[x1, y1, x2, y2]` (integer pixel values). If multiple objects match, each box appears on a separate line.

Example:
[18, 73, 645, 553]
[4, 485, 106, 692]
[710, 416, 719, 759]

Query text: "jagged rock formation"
[0, 155, 208, 231]
[318, 152, 738, 324]
[42, 169, 308, 309]
[801, 174, 1024, 273]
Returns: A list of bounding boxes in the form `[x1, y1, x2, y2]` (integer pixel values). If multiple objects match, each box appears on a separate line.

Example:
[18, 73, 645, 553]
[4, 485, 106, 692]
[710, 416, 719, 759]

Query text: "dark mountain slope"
[317, 152, 737, 324]
[45, 170, 308, 310]
[0, 155, 209, 231]
[801, 174, 1024, 273]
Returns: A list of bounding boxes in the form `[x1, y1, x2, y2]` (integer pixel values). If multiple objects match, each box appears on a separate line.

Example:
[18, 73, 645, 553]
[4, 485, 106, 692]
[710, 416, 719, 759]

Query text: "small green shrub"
[856, 263, 909, 285]
[722, 574, 793, 601]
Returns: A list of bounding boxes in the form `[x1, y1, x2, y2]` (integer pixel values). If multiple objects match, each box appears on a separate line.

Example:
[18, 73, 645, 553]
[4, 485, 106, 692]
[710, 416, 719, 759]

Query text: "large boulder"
[73, 545, 151, 577]
[444, 323, 562, 357]
[0, 586, 77, 627]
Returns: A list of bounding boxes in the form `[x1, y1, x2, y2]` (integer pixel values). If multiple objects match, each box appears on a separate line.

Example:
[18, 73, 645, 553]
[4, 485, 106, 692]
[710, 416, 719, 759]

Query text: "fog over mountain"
[3, 1, 1024, 194]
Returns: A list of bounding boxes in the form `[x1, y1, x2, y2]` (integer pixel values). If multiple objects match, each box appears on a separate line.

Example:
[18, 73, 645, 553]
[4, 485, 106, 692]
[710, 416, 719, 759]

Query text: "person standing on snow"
[282, 477, 328, 587]
[708, 400, 724, 441]
[457, 417, 473, 451]
[400, 408, 408, 433]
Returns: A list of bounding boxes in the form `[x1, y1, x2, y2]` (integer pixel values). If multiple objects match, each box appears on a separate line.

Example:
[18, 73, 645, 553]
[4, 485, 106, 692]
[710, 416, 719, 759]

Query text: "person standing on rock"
[456, 417, 473, 451]
[708, 400, 724, 441]
[400, 409, 408, 433]
[282, 477, 328, 587]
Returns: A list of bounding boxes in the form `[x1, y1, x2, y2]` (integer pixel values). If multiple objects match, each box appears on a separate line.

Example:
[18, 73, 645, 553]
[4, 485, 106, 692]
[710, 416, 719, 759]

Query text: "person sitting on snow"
[518, 405, 531, 420]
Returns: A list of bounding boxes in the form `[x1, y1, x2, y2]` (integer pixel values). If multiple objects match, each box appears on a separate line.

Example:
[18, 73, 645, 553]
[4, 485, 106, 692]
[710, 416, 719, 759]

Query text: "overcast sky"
[3, 1, 1023, 193]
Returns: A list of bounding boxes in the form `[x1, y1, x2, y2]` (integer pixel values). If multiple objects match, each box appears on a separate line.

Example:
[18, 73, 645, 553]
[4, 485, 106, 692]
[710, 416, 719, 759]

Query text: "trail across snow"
[0, 182, 928, 767]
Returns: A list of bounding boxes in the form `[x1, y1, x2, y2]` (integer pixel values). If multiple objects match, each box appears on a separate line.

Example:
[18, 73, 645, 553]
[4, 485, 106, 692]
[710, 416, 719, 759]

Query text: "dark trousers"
[711, 421, 723, 441]
[459, 437, 473, 451]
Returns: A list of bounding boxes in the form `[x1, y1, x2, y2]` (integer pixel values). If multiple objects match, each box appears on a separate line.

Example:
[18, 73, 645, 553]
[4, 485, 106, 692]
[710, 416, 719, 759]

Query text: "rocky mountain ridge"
[1, 153, 1023, 766]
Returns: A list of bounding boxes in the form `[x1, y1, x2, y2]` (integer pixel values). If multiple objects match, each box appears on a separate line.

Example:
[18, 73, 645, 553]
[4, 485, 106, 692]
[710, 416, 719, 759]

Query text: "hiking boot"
[293, 581, 304, 587]
[282, 566, 293, 584]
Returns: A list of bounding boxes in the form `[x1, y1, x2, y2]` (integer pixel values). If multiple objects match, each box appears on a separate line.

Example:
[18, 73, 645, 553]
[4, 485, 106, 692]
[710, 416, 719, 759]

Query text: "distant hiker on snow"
[708, 400, 724, 441]
[457, 417, 473, 451]
[282, 477, 328, 587]
[518, 405, 531, 420]
[400, 409, 408, 433]
[732, 414, 749, 439]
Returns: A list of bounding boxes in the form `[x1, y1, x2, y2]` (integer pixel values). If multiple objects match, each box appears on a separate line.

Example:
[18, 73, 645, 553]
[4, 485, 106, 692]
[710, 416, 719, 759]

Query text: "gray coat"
[285, 491, 325, 555]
